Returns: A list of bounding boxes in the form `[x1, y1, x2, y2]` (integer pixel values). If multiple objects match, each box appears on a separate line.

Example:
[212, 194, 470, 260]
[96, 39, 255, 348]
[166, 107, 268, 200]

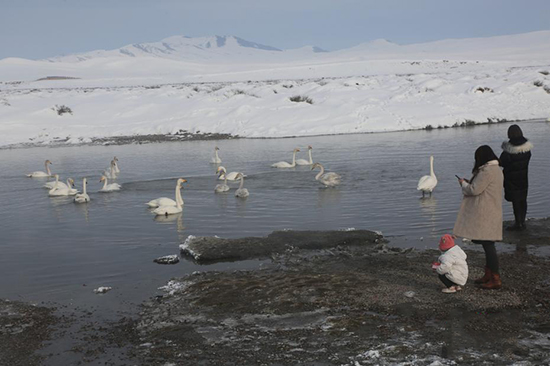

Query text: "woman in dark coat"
[499, 125, 533, 231]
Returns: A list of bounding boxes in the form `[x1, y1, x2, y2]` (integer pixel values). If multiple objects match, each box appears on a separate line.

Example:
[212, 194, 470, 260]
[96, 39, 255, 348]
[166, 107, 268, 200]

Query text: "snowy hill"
[0, 31, 549, 147]
[47, 35, 286, 63]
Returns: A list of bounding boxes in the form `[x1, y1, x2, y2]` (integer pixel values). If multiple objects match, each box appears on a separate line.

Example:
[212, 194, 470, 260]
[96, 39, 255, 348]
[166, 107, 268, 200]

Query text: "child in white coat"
[432, 234, 469, 293]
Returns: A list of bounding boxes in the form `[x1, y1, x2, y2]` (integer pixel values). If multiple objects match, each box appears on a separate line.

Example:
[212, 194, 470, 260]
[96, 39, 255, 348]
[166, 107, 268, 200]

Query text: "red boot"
[481, 273, 502, 290]
[474, 266, 491, 284]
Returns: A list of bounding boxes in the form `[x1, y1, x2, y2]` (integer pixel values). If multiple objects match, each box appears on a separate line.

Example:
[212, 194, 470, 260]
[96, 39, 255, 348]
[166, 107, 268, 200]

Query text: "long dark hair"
[472, 145, 499, 178]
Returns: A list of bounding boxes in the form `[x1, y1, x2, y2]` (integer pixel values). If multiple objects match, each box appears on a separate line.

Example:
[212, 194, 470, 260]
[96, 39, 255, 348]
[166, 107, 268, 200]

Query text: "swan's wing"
[272, 162, 290, 168]
[417, 175, 437, 190]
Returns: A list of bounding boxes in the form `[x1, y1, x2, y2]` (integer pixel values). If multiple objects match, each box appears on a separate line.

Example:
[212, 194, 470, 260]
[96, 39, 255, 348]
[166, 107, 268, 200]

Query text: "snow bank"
[1, 65, 549, 147]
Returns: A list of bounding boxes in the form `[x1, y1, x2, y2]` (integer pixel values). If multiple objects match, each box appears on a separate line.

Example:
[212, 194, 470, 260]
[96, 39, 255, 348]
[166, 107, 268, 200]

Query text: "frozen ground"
[0, 31, 549, 147]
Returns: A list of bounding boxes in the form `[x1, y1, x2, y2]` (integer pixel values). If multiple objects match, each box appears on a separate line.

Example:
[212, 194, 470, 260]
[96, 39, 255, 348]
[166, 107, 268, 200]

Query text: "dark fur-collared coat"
[499, 138, 533, 202]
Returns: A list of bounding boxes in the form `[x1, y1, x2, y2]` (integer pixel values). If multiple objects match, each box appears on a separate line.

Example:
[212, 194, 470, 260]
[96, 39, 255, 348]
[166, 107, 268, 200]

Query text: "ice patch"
[158, 280, 190, 296]
[179, 235, 200, 260]
[93, 286, 112, 294]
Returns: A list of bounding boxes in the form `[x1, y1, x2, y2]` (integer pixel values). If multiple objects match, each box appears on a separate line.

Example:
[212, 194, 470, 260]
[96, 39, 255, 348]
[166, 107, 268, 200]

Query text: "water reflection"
[419, 197, 438, 235]
[317, 187, 342, 207]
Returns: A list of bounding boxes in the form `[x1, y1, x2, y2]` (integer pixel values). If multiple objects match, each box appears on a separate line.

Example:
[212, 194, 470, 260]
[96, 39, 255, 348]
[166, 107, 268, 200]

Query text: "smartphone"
[455, 175, 461, 180]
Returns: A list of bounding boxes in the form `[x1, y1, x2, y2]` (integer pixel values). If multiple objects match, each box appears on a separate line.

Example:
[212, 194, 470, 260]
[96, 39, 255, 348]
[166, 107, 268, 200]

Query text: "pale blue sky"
[1, 0, 550, 59]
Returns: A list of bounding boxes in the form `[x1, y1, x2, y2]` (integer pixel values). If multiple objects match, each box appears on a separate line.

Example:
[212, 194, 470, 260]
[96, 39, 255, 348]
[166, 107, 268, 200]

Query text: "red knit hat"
[439, 234, 455, 251]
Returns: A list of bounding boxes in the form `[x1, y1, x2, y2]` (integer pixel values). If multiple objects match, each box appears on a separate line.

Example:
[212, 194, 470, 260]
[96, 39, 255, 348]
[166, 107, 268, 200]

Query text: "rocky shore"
[2, 219, 550, 365]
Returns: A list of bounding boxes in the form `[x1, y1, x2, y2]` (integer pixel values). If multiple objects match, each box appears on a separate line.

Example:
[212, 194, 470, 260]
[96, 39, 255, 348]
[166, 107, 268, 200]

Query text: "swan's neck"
[224, 175, 228, 185]
[66, 179, 72, 187]
[291, 151, 297, 166]
[239, 176, 244, 189]
[215, 150, 219, 160]
[82, 180, 87, 195]
[46, 163, 51, 176]
[315, 165, 325, 181]
[308, 149, 313, 164]
[103, 178, 108, 189]
[54, 175, 59, 184]
[175, 186, 183, 209]
[430, 158, 435, 177]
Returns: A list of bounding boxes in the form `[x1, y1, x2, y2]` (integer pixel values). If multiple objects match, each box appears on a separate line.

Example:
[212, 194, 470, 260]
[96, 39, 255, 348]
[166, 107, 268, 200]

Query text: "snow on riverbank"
[1, 31, 550, 147]
[1, 64, 549, 147]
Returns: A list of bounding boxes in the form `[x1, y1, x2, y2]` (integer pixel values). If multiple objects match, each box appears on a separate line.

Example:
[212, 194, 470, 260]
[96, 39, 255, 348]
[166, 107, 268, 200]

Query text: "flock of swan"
[26, 146, 437, 217]
[24, 146, 345, 217]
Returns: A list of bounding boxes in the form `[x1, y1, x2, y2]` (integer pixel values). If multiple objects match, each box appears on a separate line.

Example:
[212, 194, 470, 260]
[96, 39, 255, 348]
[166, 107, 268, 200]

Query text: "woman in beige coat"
[454, 145, 503, 289]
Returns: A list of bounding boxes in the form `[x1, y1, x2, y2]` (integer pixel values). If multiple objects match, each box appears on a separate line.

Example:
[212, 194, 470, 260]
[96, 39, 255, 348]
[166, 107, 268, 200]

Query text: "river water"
[0, 120, 549, 317]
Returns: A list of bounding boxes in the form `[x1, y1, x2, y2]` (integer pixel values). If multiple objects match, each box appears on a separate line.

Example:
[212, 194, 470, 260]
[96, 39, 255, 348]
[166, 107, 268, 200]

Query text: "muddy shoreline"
[2, 219, 550, 365]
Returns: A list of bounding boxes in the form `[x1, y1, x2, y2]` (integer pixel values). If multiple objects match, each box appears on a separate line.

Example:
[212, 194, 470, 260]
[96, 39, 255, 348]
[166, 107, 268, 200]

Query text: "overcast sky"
[1, 0, 550, 60]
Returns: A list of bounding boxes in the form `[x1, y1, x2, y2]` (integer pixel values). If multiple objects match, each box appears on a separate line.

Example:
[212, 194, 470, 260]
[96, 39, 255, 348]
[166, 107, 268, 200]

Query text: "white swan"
[103, 160, 118, 179]
[43, 174, 70, 190]
[49, 178, 78, 196]
[272, 148, 300, 168]
[211, 147, 222, 164]
[99, 175, 122, 192]
[27, 160, 53, 178]
[311, 163, 341, 187]
[417, 155, 438, 197]
[235, 173, 249, 198]
[217, 166, 242, 181]
[146, 178, 186, 207]
[112, 156, 120, 173]
[214, 170, 230, 193]
[153, 179, 186, 216]
[296, 146, 314, 165]
[74, 178, 90, 203]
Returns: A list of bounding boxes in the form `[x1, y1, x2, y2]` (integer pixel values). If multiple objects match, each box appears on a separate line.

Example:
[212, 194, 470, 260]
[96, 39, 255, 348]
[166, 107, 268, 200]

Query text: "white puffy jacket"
[436, 245, 469, 286]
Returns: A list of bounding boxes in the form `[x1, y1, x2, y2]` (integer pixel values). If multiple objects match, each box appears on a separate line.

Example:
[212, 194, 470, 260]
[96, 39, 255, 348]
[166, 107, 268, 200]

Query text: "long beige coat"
[453, 160, 503, 241]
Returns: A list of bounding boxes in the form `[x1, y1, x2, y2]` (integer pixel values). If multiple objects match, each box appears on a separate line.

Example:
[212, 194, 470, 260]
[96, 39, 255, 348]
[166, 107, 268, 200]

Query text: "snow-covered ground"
[1, 32, 549, 147]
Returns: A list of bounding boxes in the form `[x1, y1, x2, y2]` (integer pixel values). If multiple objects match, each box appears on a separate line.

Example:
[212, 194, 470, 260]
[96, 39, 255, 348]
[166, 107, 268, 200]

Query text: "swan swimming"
[217, 166, 242, 181]
[234, 173, 249, 198]
[153, 179, 186, 216]
[417, 155, 438, 197]
[112, 156, 120, 173]
[103, 160, 118, 179]
[99, 176, 122, 192]
[272, 148, 300, 168]
[48, 178, 78, 196]
[74, 178, 90, 203]
[27, 160, 53, 178]
[214, 170, 230, 193]
[43, 174, 70, 190]
[146, 178, 186, 207]
[296, 146, 314, 165]
[311, 163, 341, 187]
[211, 147, 222, 164]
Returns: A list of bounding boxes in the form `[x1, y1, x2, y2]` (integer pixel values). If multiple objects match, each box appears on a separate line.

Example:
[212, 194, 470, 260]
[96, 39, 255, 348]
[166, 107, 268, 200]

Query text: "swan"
[103, 160, 118, 179]
[417, 155, 438, 197]
[153, 179, 186, 216]
[74, 178, 90, 203]
[43, 174, 70, 190]
[99, 175, 122, 192]
[112, 156, 120, 173]
[48, 178, 78, 196]
[27, 160, 53, 178]
[296, 146, 314, 165]
[217, 166, 242, 181]
[234, 173, 249, 198]
[311, 163, 341, 187]
[211, 147, 222, 164]
[272, 148, 300, 168]
[214, 170, 230, 193]
[146, 178, 186, 207]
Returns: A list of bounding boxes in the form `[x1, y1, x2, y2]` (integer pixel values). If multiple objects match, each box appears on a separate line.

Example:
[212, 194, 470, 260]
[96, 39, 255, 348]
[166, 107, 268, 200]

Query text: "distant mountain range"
[46, 35, 328, 63]
[41, 31, 550, 64]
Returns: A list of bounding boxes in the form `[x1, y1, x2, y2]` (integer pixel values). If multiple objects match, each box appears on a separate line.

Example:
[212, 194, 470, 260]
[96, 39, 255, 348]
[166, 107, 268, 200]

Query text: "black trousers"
[439, 274, 458, 288]
[473, 240, 499, 274]
[512, 198, 528, 225]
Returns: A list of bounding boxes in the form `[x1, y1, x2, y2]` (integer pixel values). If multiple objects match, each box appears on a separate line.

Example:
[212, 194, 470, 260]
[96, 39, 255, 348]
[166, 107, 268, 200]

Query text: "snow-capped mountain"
[46, 35, 309, 63]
